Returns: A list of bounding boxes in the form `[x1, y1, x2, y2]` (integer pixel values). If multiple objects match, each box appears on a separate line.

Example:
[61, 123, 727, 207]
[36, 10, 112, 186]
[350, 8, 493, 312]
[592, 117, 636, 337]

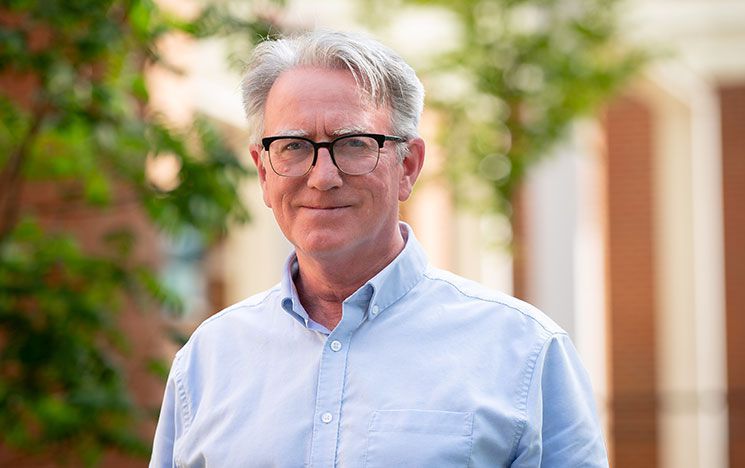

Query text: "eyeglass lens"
[267, 135, 380, 176]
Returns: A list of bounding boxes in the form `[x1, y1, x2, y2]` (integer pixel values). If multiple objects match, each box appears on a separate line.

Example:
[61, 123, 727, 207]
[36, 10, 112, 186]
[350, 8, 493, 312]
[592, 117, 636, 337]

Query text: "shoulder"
[197, 284, 281, 331]
[174, 283, 283, 360]
[419, 266, 566, 337]
[203, 284, 280, 325]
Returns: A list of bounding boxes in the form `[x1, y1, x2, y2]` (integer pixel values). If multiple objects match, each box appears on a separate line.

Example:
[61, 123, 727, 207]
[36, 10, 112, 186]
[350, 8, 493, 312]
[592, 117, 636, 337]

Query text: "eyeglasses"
[261, 133, 405, 177]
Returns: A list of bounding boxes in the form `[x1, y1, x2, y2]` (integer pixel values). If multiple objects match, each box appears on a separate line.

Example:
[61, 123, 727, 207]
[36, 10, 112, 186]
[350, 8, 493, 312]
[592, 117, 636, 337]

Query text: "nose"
[306, 147, 342, 190]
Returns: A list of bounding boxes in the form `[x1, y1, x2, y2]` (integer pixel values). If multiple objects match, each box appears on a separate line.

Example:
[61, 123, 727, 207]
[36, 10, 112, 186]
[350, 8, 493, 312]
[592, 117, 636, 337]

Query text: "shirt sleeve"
[511, 333, 609, 467]
[149, 356, 185, 468]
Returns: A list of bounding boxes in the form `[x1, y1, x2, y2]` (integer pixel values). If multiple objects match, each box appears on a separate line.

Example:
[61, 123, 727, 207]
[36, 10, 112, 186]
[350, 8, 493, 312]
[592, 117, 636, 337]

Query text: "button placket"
[308, 305, 364, 467]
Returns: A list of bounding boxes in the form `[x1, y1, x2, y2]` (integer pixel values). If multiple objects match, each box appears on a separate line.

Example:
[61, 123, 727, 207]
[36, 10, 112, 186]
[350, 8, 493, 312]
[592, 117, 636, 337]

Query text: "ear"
[250, 144, 272, 208]
[398, 137, 425, 202]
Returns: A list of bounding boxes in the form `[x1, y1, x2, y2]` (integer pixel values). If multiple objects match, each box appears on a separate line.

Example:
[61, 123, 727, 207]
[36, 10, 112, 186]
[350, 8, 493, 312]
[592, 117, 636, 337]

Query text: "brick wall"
[720, 84, 745, 468]
[604, 95, 659, 468]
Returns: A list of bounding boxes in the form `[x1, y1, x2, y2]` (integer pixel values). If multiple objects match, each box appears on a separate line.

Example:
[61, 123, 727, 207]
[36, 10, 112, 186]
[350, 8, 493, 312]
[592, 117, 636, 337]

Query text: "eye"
[276, 139, 311, 153]
[346, 138, 368, 147]
[283, 141, 303, 151]
[338, 136, 375, 151]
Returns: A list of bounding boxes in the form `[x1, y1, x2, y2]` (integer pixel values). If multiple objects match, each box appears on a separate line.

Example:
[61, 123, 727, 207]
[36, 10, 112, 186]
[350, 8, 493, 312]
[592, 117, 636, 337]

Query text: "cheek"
[269, 182, 298, 219]
[262, 176, 290, 211]
[371, 171, 402, 209]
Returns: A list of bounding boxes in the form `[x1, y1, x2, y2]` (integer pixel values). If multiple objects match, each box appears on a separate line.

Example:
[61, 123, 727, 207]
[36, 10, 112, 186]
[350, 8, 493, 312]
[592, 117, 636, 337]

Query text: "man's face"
[250, 67, 423, 263]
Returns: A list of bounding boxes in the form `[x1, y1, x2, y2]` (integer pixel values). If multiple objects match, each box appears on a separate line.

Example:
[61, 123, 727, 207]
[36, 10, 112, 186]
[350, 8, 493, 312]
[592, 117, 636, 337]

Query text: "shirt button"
[330, 340, 342, 352]
[371, 305, 380, 316]
[321, 412, 333, 424]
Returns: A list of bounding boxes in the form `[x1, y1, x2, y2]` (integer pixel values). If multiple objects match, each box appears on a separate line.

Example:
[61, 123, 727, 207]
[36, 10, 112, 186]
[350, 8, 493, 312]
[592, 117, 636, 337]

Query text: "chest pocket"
[363, 409, 474, 468]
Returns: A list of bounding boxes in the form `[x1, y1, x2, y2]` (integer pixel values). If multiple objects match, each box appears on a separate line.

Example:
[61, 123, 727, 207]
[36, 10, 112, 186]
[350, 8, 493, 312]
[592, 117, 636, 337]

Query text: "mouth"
[302, 205, 351, 211]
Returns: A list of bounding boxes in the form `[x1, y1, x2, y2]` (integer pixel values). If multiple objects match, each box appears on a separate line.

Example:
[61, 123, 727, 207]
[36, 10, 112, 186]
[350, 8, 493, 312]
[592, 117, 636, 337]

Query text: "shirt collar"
[279, 222, 429, 325]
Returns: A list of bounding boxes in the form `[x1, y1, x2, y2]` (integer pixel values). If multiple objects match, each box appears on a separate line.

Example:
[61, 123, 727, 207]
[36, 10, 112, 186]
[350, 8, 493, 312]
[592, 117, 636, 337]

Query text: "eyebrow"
[272, 129, 308, 137]
[330, 126, 368, 137]
[269, 126, 370, 139]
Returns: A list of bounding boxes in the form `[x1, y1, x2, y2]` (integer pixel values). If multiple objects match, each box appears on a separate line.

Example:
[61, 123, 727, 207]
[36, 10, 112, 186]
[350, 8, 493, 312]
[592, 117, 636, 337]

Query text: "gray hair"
[241, 30, 424, 159]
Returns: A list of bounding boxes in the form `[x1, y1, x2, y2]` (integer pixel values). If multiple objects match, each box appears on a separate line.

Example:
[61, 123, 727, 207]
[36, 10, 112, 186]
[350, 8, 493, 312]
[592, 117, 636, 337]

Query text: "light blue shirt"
[151, 224, 608, 467]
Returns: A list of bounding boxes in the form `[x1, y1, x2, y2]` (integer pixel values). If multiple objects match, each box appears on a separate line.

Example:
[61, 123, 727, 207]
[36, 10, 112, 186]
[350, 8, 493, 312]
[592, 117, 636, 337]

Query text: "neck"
[294, 226, 406, 330]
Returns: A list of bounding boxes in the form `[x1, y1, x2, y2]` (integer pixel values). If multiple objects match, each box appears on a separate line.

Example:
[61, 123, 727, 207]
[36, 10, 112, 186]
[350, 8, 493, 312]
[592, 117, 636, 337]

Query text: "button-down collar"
[279, 223, 428, 330]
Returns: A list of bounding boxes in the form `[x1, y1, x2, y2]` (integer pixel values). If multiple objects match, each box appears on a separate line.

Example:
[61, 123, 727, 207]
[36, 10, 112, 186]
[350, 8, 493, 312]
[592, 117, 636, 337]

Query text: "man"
[150, 30, 608, 467]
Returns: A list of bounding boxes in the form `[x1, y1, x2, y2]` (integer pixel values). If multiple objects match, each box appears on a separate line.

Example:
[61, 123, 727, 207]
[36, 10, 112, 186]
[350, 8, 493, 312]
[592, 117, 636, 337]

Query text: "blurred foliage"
[381, 0, 649, 216]
[0, 0, 276, 464]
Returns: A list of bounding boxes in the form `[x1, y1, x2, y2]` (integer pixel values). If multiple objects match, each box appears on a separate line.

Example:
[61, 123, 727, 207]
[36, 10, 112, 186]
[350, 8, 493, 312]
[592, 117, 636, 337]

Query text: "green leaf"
[83, 171, 112, 206]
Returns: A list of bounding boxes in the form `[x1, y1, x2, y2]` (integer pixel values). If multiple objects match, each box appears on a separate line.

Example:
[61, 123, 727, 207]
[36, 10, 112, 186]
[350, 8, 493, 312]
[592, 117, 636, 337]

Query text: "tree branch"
[0, 105, 46, 243]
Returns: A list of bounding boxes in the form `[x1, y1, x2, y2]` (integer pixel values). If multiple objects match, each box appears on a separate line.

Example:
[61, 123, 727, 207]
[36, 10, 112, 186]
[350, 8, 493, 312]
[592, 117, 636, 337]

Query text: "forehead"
[263, 67, 391, 136]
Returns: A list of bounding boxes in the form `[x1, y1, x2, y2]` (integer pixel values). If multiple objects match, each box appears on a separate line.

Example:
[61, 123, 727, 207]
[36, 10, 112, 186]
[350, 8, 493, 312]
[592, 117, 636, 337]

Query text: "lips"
[302, 205, 351, 211]
[298, 201, 353, 210]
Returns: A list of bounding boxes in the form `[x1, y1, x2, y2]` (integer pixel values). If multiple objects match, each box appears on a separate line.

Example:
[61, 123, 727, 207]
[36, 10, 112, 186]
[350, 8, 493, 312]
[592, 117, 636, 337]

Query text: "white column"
[689, 75, 728, 468]
[647, 76, 699, 468]
[645, 63, 729, 468]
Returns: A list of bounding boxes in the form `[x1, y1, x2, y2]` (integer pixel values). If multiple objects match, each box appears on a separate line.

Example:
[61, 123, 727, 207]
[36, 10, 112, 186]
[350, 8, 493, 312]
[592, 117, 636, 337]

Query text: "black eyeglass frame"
[261, 133, 406, 177]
